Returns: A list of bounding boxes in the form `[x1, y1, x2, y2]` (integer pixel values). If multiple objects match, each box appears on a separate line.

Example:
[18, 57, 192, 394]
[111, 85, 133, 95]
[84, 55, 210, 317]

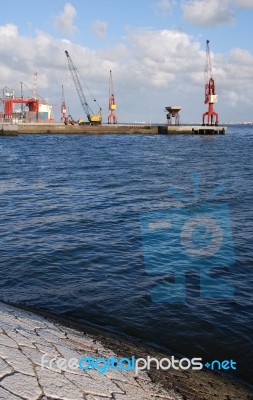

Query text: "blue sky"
[1, 0, 253, 123]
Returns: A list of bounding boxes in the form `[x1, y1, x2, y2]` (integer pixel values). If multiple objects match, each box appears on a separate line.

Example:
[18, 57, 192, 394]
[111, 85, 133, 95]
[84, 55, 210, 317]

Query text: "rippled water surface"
[0, 127, 252, 385]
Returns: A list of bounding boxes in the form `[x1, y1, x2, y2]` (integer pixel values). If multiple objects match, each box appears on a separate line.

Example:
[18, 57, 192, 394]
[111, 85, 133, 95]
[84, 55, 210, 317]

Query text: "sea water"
[0, 126, 252, 385]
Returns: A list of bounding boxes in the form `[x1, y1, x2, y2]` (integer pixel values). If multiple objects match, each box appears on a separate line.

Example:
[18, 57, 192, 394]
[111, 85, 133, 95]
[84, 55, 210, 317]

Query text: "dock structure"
[0, 123, 158, 135]
[158, 125, 227, 135]
[0, 123, 227, 136]
[161, 104, 226, 134]
[165, 106, 182, 126]
[0, 123, 18, 136]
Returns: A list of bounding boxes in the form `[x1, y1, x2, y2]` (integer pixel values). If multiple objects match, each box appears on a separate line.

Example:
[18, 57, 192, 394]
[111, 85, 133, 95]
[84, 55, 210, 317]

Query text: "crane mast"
[65, 50, 102, 125]
[61, 84, 67, 121]
[108, 70, 117, 124]
[202, 40, 218, 126]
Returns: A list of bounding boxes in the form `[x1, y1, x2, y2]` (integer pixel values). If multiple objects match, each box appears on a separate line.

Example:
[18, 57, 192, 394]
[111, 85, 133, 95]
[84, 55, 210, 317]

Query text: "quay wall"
[1, 123, 227, 136]
[1, 123, 158, 135]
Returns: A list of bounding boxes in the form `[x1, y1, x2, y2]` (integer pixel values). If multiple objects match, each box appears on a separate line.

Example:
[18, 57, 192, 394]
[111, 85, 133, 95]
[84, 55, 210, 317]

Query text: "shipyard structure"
[1, 40, 227, 136]
[0, 87, 53, 124]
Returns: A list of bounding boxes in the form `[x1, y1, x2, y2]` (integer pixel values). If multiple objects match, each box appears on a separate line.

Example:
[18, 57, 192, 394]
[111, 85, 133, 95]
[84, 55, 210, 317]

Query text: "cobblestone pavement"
[1, 302, 253, 400]
[0, 302, 183, 400]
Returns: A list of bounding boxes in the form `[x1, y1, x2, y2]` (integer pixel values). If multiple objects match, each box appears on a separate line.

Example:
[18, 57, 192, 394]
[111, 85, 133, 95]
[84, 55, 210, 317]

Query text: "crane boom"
[65, 50, 102, 124]
[204, 40, 213, 85]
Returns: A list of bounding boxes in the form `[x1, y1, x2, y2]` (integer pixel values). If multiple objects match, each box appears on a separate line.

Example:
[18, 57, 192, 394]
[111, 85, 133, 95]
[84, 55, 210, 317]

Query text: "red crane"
[108, 70, 117, 124]
[202, 40, 218, 126]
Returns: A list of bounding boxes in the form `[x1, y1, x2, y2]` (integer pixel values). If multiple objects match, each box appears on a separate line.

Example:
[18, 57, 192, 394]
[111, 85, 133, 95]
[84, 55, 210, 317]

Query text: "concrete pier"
[0, 123, 228, 136]
[0, 123, 158, 135]
[158, 125, 227, 134]
[0, 302, 252, 400]
[0, 124, 18, 136]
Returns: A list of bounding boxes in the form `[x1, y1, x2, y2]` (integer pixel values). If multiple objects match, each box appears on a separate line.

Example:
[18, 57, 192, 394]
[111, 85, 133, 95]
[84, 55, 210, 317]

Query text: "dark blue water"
[0, 127, 252, 385]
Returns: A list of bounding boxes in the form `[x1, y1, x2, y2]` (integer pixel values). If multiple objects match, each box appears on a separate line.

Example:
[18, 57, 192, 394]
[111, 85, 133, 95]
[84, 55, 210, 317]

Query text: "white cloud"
[1, 23, 253, 122]
[126, 29, 202, 87]
[92, 20, 108, 39]
[231, 0, 253, 7]
[223, 90, 239, 106]
[181, 0, 234, 26]
[154, 0, 175, 15]
[219, 48, 253, 92]
[54, 3, 77, 35]
[0, 23, 18, 38]
[181, 0, 253, 26]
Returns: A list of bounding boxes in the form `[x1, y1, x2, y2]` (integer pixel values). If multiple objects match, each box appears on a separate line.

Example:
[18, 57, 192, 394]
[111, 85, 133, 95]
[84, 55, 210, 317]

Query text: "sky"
[1, 0, 253, 123]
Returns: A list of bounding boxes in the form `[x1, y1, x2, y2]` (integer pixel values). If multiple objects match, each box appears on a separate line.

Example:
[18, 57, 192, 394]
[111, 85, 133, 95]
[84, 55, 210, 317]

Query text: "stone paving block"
[60, 326, 83, 335]
[66, 332, 96, 345]
[34, 341, 61, 358]
[114, 394, 150, 400]
[55, 343, 85, 361]
[153, 393, 184, 400]
[0, 333, 18, 349]
[66, 333, 105, 352]
[0, 346, 35, 376]
[6, 330, 37, 348]
[36, 366, 85, 400]
[66, 333, 109, 354]
[35, 330, 72, 347]
[2, 306, 43, 323]
[86, 396, 113, 400]
[16, 314, 48, 329]
[114, 381, 156, 400]
[0, 357, 13, 379]
[0, 314, 21, 332]
[21, 346, 52, 368]
[38, 357, 63, 374]
[33, 335, 61, 348]
[117, 370, 144, 387]
[41, 397, 59, 400]
[16, 328, 40, 343]
[65, 371, 124, 397]
[0, 386, 21, 400]
[1, 371, 42, 400]
[7, 310, 47, 332]
[40, 397, 57, 400]
[37, 327, 67, 340]
[103, 368, 137, 385]
[1, 302, 248, 400]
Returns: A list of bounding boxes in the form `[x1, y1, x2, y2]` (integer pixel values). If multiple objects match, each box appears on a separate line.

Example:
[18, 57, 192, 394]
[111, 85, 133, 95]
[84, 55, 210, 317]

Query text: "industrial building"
[0, 86, 54, 123]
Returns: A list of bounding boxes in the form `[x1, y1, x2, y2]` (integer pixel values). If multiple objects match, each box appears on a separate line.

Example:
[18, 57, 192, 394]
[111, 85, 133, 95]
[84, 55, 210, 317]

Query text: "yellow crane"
[65, 50, 102, 125]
